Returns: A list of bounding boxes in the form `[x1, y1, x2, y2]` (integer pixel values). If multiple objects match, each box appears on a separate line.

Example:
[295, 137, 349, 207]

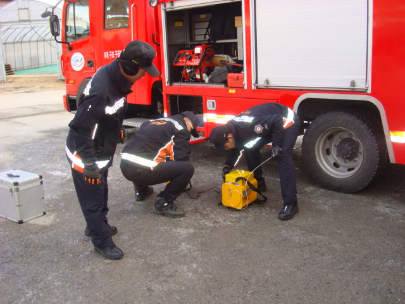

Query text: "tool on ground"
[222, 170, 267, 209]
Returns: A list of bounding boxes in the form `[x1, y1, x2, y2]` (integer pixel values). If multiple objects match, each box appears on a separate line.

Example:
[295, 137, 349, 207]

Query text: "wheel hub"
[336, 138, 359, 160]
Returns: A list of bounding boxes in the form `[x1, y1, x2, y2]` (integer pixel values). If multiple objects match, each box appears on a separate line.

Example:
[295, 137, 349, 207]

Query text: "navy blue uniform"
[225, 103, 300, 205]
[65, 60, 131, 248]
[120, 115, 194, 202]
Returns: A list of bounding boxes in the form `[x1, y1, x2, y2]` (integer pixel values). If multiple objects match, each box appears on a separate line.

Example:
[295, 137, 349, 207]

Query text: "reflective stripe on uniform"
[233, 115, 254, 123]
[92, 124, 98, 140]
[149, 118, 184, 131]
[121, 138, 175, 170]
[65, 145, 110, 173]
[244, 137, 262, 149]
[105, 97, 125, 115]
[283, 107, 295, 129]
[121, 152, 158, 168]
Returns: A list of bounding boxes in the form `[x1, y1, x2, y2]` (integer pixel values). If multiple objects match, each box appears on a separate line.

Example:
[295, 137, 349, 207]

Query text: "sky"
[36, 0, 63, 8]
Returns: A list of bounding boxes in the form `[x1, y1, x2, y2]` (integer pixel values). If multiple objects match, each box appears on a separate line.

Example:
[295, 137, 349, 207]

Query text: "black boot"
[154, 198, 185, 218]
[278, 202, 299, 220]
[94, 244, 124, 260]
[85, 224, 117, 237]
[136, 186, 153, 201]
[257, 178, 267, 192]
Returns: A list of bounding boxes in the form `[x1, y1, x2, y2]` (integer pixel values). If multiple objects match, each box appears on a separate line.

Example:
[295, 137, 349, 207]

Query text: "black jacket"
[121, 114, 192, 170]
[66, 60, 132, 168]
[225, 103, 297, 168]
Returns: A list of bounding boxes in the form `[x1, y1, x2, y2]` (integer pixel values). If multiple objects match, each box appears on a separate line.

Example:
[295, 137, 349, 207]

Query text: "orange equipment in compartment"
[227, 73, 244, 88]
[173, 44, 215, 82]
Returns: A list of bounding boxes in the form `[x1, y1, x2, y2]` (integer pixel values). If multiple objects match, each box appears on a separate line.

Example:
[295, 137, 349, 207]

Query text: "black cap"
[182, 111, 200, 138]
[209, 125, 230, 155]
[119, 40, 159, 77]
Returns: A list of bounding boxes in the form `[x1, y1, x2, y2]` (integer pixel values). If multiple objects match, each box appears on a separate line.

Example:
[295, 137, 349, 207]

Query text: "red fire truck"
[47, 0, 405, 193]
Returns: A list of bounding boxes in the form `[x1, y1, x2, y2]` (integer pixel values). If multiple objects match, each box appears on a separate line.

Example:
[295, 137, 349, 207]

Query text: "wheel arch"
[294, 93, 395, 163]
[74, 78, 92, 111]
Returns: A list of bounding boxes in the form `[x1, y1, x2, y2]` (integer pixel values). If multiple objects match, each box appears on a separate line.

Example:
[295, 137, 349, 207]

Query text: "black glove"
[271, 145, 283, 160]
[222, 165, 231, 181]
[83, 162, 101, 185]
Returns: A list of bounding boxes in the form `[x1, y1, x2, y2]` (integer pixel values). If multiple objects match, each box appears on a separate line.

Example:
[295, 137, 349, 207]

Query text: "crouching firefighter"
[120, 111, 200, 218]
[209, 103, 300, 220]
[65, 40, 159, 260]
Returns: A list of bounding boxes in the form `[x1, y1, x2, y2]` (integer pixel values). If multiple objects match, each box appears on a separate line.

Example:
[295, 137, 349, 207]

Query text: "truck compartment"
[163, 1, 243, 87]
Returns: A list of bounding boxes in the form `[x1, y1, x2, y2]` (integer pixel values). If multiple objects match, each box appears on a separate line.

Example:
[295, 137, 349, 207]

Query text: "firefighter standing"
[120, 111, 200, 218]
[65, 40, 159, 260]
[209, 103, 300, 220]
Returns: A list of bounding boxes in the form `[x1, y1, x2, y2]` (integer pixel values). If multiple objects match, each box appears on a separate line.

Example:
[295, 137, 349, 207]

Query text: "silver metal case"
[0, 170, 45, 223]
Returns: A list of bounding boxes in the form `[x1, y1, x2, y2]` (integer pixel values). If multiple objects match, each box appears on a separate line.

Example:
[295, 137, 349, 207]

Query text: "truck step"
[123, 118, 149, 129]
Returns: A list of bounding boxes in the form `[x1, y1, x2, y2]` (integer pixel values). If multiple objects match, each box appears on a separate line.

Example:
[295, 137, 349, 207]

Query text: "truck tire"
[302, 110, 383, 193]
[340, 107, 389, 176]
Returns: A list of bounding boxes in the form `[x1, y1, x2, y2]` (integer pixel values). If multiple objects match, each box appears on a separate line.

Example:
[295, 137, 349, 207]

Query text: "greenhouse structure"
[0, 0, 63, 82]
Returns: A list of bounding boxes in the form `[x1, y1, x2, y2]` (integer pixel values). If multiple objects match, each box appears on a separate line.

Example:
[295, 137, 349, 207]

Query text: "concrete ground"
[0, 77, 404, 304]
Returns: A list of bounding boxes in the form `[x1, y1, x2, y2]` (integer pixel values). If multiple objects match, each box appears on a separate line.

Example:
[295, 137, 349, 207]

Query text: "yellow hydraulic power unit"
[222, 170, 258, 209]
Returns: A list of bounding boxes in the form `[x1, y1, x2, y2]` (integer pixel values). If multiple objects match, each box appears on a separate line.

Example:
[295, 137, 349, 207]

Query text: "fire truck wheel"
[302, 110, 383, 193]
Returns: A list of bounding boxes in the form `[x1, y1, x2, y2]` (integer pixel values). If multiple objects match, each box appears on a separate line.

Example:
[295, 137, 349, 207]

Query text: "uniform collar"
[107, 60, 133, 95]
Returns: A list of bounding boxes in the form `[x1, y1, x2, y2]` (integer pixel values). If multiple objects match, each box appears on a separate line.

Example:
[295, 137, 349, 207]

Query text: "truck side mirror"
[49, 15, 60, 37]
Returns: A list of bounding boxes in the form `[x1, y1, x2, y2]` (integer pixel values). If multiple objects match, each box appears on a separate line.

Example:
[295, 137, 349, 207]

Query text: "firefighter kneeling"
[120, 111, 200, 218]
